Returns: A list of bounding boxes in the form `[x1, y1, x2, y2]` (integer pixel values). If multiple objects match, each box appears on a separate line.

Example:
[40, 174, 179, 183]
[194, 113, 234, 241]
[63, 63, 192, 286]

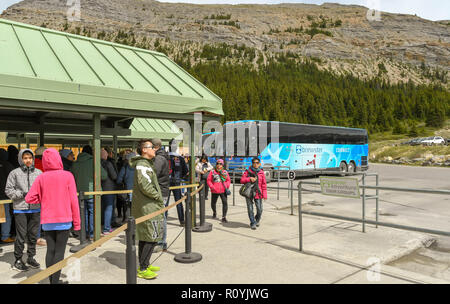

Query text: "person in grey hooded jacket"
[5, 148, 42, 271]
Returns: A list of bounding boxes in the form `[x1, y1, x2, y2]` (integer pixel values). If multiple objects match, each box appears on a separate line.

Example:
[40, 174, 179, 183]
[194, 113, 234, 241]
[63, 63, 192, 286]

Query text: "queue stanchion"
[175, 188, 202, 263]
[192, 185, 213, 233]
[125, 216, 137, 284]
[70, 191, 91, 253]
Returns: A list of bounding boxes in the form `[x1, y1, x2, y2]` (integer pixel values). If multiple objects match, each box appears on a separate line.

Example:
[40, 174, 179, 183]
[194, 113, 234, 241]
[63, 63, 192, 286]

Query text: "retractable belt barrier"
[18, 183, 203, 285]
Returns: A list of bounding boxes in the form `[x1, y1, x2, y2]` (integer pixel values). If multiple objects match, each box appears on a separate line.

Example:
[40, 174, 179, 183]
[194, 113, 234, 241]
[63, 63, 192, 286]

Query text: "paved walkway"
[0, 188, 448, 284]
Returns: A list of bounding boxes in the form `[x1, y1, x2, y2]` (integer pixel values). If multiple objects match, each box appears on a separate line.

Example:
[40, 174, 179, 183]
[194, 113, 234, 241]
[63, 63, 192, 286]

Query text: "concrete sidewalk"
[0, 191, 448, 284]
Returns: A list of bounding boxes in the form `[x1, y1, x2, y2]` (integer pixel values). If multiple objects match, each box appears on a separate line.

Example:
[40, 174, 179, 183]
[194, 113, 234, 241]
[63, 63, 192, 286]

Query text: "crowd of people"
[0, 139, 268, 282]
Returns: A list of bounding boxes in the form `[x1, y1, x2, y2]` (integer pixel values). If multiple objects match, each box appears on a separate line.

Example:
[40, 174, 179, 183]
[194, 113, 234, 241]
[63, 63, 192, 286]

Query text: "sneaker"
[138, 265, 160, 272]
[26, 257, 41, 269]
[137, 268, 158, 280]
[221, 217, 228, 223]
[13, 259, 29, 272]
[148, 265, 160, 272]
[256, 221, 260, 227]
[153, 245, 165, 253]
[180, 221, 185, 226]
[36, 238, 47, 246]
[1, 237, 15, 243]
[250, 224, 256, 230]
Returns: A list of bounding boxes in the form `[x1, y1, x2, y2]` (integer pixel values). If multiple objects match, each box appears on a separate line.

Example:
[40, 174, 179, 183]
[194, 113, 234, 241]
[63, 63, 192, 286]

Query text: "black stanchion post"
[174, 188, 202, 263]
[192, 186, 212, 233]
[70, 191, 91, 253]
[125, 216, 137, 284]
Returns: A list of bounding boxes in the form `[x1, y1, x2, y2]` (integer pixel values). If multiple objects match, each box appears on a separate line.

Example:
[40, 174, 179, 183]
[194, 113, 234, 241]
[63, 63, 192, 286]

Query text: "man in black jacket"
[0, 149, 14, 244]
[151, 138, 170, 252]
[169, 152, 188, 225]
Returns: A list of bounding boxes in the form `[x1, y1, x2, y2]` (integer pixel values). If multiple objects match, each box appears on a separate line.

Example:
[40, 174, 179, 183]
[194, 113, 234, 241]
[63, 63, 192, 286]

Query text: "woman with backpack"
[240, 157, 267, 230]
[206, 159, 231, 223]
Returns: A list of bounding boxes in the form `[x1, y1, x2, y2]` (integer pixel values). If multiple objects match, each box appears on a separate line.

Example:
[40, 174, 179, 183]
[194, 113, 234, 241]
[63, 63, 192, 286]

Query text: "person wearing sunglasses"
[240, 157, 267, 230]
[130, 139, 164, 280]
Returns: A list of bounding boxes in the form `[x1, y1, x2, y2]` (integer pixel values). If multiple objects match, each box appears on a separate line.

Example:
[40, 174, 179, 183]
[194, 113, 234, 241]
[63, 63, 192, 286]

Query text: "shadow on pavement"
[99, 251, 126, 270]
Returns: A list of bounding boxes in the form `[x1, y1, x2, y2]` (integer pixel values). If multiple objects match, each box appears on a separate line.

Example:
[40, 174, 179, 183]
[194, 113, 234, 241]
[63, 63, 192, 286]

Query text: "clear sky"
[1, 0, 448, 21]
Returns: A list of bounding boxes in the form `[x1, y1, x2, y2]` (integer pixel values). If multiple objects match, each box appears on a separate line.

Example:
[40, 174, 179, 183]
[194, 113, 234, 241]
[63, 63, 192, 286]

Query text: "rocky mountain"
[1, 0, 449, 87]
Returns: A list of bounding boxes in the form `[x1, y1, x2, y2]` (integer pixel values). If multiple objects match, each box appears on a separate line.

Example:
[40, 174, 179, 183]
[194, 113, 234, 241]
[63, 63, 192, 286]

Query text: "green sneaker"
[137, 268, 158, 280]
[138, 265, 160, 272]
[148, 265, 160, 272]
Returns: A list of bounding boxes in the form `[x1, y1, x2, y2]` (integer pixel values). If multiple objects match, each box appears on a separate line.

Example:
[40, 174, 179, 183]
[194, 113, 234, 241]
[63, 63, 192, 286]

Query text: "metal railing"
[297, 178, 450, 252]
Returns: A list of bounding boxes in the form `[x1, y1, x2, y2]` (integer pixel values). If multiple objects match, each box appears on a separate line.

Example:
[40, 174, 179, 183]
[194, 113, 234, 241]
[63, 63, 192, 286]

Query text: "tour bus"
[203, 120, 369, 181]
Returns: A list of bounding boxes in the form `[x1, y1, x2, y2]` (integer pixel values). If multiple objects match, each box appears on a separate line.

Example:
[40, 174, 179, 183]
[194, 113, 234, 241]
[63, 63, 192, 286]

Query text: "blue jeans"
[102, 194, 115, 233]
[246, 198, 263, 226]
[158, 196, 170, 249]
[1, 203, 12, 240]
[85, 198, 94, 238]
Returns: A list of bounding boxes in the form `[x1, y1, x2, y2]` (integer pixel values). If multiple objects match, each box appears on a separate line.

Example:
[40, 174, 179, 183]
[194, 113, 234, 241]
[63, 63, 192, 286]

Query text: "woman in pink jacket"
[26, 148, 80, 284]
[240, 157, 267, 230]
[206, 159, 231, 223]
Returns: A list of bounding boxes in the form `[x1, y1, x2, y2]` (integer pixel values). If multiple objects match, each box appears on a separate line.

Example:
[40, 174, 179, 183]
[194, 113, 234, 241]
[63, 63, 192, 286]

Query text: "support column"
[113, 122, 118, 162]
[189, 120, 196, 227]
[93, 114, 102, 241]
[17, 133, 22, 150]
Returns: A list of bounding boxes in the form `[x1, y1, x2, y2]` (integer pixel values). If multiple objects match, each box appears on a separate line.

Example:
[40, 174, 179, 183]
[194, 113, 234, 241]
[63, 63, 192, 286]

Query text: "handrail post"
[298, 181, 303, 252]
[125, 216, 137, 284]
[290, 180, 294, 215]
[70, 191, 91, 253]
[233, 169, 236, 206]
[193, 185, 213, 233]
[362, 174, 366, 233]
[277, 169, 280, 200]
[175, 188, 202, 263]
[375, 174, 379, 228]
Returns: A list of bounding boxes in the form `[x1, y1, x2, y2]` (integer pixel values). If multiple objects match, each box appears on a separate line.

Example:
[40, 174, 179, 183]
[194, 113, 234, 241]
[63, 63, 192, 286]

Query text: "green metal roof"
[6, 118, 181, 146]
[0, 18, 223, 117]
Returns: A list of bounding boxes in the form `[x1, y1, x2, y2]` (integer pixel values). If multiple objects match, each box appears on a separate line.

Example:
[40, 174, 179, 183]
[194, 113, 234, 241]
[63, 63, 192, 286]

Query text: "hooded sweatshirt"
[5, 149, 42, 211]
[25, 148, 81, 230]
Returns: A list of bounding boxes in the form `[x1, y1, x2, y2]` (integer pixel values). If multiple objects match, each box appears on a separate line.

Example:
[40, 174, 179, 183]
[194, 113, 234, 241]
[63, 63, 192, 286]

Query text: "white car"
[420, 136, 445, 146]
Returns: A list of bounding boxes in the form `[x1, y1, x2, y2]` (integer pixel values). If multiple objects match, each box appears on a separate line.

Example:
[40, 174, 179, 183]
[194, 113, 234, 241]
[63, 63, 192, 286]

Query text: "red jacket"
[34, 157, 44, 172]
[240, 167, 268, 200]
[25, 148, 81, 230]
[207, 169, 231, 194]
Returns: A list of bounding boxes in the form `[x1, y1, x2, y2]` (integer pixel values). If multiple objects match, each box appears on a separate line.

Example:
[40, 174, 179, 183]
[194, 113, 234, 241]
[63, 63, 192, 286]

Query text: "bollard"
[125, 216, 137, 284]
[70, 192, 92, 253]
[193, 186, 213, 233]
[298, 181, 303, 252]
[174, 188, 202, 263]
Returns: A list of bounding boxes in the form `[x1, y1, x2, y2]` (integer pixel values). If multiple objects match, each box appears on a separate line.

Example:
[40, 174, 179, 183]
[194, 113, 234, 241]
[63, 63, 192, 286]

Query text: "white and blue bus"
[203, 120, 368, 181]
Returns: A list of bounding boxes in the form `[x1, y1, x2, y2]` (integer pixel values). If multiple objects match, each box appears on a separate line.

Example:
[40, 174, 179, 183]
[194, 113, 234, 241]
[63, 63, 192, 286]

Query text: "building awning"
[0, 18, 223, 120]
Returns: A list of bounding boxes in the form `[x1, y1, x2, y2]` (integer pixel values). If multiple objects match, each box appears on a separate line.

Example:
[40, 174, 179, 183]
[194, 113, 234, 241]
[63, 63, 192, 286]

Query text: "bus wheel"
[347, 161, 356, 173]
[264, 170, 272, 184]
[339, 161, 348, 175]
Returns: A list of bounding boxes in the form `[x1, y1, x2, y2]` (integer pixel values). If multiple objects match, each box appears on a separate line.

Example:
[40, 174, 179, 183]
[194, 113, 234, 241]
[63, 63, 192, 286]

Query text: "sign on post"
[320, 176, 360, 199]
[288, 170, 296, 181]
